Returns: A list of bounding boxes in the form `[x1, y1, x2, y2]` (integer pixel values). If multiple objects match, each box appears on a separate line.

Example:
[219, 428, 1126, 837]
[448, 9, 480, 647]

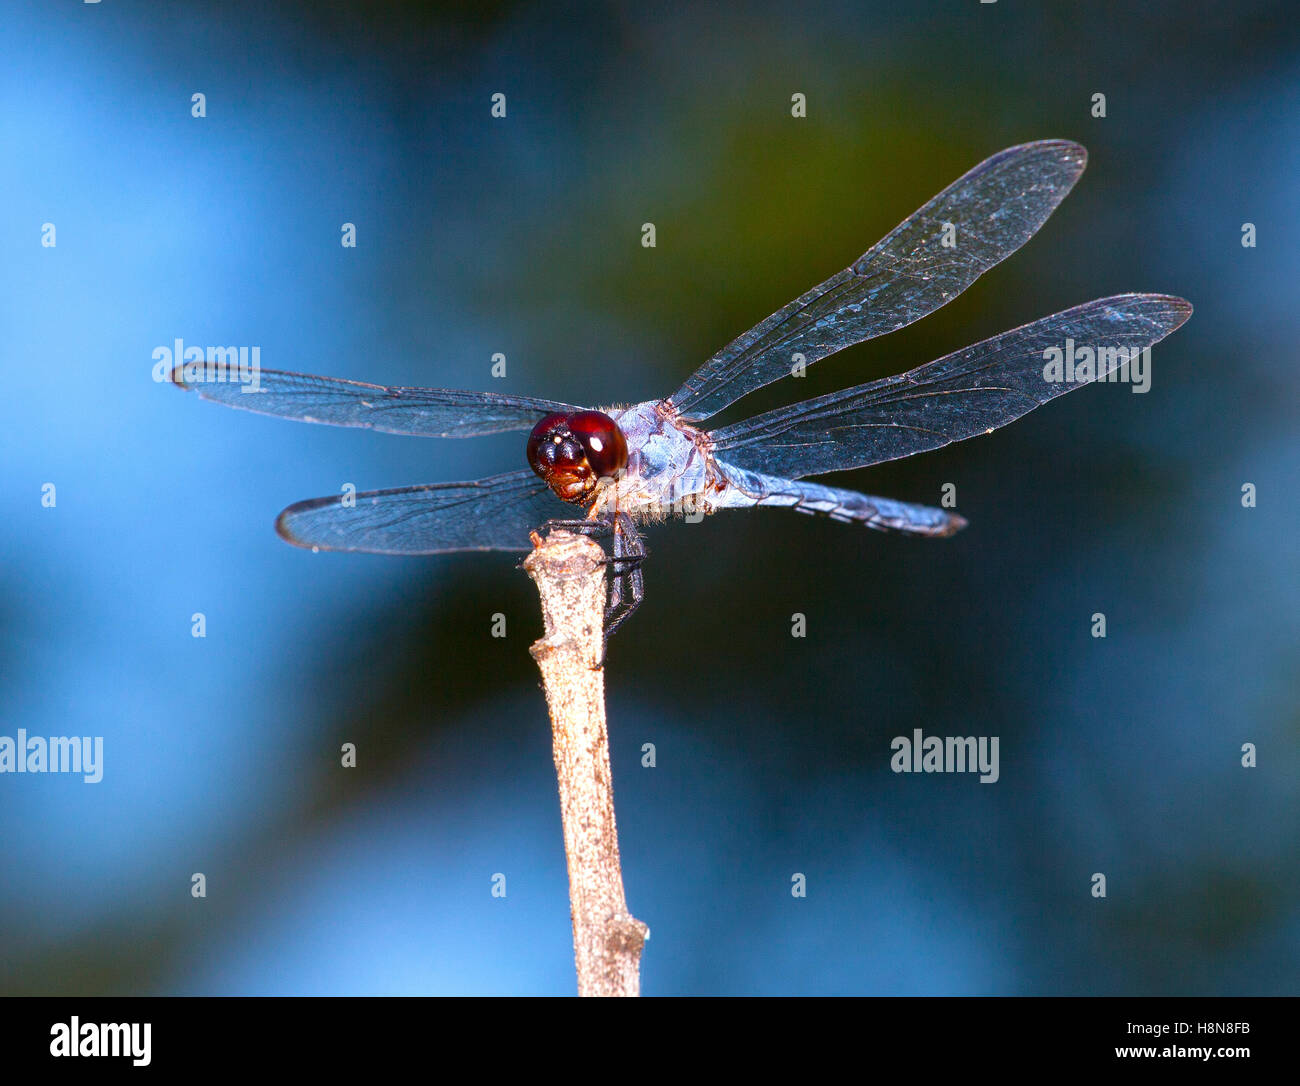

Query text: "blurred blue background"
[2, 0, 1297, 995]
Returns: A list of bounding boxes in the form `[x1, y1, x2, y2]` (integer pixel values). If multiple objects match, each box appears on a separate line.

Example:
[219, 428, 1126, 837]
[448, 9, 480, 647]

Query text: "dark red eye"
[526, 413, 574, 476]
[566, 410, 628, 479]
[526, 410, 627, 504]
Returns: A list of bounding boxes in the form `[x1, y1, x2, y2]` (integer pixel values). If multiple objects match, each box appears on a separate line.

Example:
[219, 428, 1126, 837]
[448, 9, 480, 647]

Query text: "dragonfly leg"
[538, 516, 613, 540]
[603, 512, 645, 640]
[534, 514, 644, 649]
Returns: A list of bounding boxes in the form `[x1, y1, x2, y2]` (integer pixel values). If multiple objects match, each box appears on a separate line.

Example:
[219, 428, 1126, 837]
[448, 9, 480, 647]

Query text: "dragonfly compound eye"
[526, 410, 627, 504]
[566, 410, 628, 480]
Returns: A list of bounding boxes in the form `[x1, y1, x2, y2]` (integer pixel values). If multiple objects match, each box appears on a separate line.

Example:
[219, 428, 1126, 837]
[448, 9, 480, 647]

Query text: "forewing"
[669, 140, 1088, 421]
[275, 469, 563, 554]
[712, 294, 1192, 479]
[172, 366, 578, 438]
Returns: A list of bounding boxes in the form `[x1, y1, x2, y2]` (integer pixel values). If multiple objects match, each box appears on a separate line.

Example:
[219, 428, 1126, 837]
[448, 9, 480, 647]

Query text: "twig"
[523, 528, 649, 996]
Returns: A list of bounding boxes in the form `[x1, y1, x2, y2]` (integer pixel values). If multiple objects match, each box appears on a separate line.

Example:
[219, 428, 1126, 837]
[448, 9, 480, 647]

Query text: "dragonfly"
[174, 140, 1191, 636]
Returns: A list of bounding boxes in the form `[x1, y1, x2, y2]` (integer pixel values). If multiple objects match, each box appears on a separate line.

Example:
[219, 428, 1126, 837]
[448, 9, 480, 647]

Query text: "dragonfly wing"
[172, 366, 579, 438]
[712, 294, 1192, 479]
[275, 469, 563, 554]
[669, 140, 1088, 421]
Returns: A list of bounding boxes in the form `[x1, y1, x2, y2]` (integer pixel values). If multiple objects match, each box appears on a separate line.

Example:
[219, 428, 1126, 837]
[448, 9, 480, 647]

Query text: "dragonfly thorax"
[584, 400, 719, 522]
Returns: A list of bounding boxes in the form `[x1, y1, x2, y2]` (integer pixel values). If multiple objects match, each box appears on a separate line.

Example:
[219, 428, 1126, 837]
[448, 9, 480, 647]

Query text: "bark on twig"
[523, 529, 649, 996]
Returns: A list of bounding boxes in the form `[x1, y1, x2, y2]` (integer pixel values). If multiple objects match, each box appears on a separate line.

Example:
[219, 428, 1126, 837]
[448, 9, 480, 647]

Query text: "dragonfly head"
[527, 410, 629, 504]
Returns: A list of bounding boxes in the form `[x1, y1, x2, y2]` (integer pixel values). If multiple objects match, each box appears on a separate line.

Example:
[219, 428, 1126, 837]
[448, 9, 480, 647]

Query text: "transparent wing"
[669, 140, 1088, 421]
[712, 294, 1193, 479]
[172, 366, 579, 438]
[275, 469, 563, 554]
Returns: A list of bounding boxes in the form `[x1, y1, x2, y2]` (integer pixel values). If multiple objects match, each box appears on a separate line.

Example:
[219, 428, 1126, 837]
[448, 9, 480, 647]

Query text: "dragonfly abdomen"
[713, 461, 966, 538]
